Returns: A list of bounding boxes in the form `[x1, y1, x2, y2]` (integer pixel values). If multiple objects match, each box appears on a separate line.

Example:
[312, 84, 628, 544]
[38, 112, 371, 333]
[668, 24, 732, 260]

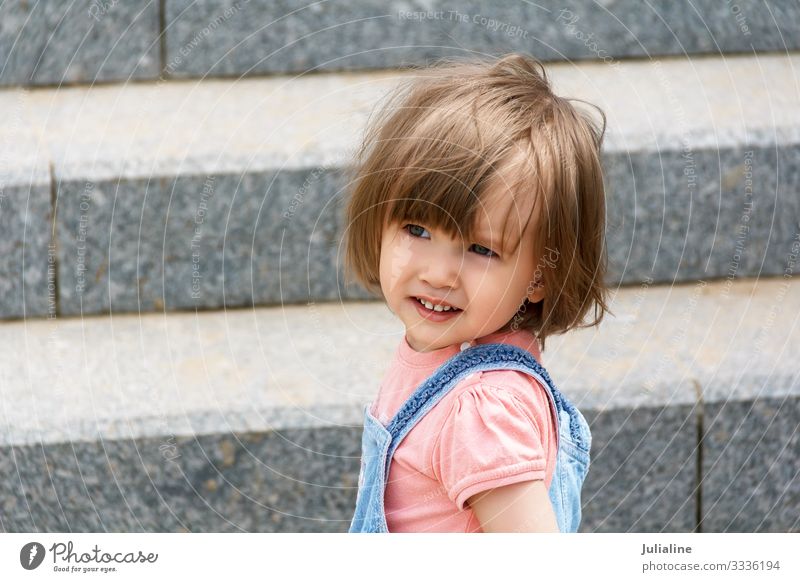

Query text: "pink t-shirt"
[371, 328, 558, 532]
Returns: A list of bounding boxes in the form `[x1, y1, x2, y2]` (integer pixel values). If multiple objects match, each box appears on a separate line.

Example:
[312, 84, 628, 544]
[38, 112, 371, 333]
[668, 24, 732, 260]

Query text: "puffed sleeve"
[431, 383, 548, 511]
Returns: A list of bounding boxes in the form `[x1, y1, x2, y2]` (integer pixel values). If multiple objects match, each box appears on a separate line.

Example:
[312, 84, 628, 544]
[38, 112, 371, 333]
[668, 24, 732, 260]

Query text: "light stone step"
[1, 53, 799, 318]
[0, 277, 797, 532]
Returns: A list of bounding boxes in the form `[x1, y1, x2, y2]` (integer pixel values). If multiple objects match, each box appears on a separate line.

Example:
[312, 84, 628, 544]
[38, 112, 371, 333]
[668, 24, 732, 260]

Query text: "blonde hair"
[343, 53, 611, 350]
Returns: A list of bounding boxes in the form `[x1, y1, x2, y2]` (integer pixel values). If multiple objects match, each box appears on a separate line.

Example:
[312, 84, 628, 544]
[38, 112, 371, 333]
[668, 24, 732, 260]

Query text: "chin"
[414, 334, 452, 349]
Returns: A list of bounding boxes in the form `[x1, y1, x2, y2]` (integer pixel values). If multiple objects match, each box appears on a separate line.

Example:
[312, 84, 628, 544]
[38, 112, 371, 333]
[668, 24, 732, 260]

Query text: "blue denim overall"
[349, 342, 592, 533]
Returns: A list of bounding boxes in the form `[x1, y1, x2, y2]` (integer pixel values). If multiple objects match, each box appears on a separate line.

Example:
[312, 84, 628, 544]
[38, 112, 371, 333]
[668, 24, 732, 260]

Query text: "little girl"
[343, 53, 609, 533]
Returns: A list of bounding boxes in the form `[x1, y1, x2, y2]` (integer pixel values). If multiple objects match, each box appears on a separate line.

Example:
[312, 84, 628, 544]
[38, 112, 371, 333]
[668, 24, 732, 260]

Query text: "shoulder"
[453, 369, 551, 411]
[437, 370, 556, 444]
[441, 374, 551, 432]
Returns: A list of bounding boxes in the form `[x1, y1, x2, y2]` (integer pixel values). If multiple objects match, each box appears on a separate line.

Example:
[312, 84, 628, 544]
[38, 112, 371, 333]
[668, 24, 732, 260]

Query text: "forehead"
[474, 190, 532, 233]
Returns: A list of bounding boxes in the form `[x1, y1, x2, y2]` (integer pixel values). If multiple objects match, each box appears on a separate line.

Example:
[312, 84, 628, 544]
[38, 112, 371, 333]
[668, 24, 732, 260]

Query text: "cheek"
[462, 258, 501, 293]
[466, 264, 521, 302]
[380, 235, 415, 295]
[378, 248, 393, 295]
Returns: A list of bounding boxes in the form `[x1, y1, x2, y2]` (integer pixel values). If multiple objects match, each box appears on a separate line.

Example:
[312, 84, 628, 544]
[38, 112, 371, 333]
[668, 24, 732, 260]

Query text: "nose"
[419, 244, 461, 289]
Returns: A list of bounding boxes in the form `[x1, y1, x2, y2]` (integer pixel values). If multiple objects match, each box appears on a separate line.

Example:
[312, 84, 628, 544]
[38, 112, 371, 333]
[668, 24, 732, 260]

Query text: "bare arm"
[467, 480, 559, 533]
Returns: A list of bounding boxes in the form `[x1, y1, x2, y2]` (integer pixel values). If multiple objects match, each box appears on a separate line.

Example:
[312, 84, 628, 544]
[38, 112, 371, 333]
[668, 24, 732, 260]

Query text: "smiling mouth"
[411, 296, 463, 313]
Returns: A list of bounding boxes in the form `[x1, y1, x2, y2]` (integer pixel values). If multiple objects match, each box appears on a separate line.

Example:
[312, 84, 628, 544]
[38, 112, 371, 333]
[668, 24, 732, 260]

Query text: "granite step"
[162, 0, 800, 79]
[1, 1, 799, 87]
[1, 53, 799, 319]
[0, 276, 797, 532]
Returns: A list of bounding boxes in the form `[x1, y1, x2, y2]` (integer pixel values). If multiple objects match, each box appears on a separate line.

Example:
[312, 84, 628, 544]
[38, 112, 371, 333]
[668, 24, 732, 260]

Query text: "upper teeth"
[417, 297, 457, 312]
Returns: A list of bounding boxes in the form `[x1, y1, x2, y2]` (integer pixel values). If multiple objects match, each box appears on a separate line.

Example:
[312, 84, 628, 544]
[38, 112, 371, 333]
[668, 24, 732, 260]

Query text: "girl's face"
[379, 190, 546, 353]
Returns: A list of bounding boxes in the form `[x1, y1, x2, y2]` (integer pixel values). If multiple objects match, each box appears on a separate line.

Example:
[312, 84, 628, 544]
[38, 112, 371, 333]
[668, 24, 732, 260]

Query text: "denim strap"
[383, 343, 568, 473]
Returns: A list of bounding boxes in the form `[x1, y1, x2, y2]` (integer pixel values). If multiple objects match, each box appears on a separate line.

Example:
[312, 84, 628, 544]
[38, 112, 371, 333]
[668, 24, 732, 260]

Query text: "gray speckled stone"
[700, 393, 800, 533]
[579, 405, 699, 533]
[164, 0, 800, 77]
[0, 0, 159, 87]
[56, 170, 344, 316]
[0, 427, 360, 532]
[603, 145, 800, 286]
[0, 182, 52, 319]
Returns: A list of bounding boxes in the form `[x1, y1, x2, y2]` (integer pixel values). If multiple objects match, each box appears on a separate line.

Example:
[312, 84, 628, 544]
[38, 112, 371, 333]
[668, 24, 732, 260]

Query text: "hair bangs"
[383, 171, 483, 242]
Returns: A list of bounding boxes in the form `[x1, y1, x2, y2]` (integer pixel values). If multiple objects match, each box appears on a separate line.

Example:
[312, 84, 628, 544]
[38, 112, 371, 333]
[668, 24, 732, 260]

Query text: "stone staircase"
[1, 0, 798, 532]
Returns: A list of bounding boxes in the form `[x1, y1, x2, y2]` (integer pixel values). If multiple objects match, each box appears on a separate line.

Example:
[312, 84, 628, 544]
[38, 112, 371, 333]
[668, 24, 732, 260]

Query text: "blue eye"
[403, 224, 430, 239]
[470, 243, 499, 259]
[403, 224, 499, 258]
